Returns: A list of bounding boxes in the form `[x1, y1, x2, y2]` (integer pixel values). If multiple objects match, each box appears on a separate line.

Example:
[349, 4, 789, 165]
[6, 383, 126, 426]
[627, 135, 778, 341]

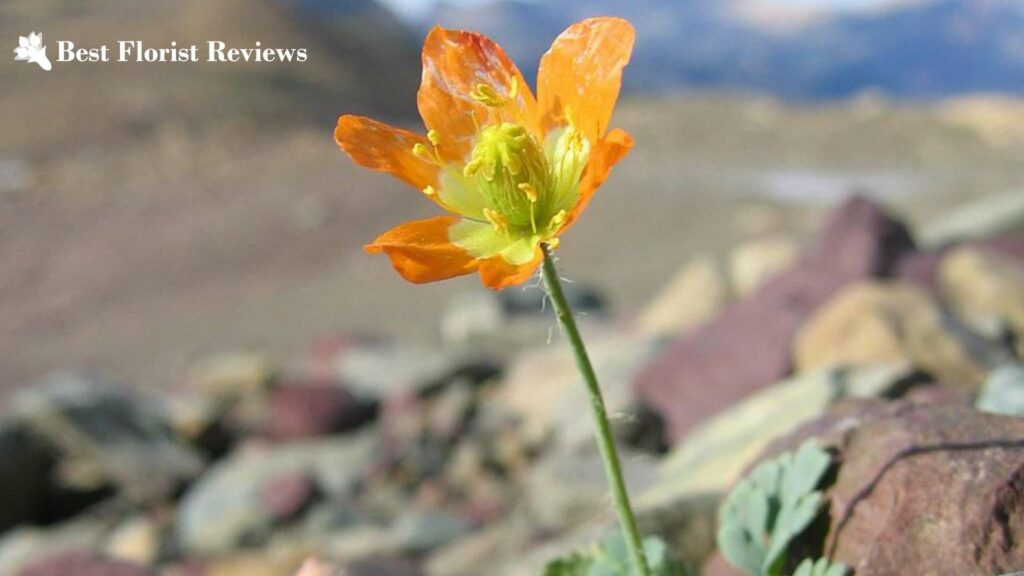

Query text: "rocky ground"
[2, 193, 1024, 576]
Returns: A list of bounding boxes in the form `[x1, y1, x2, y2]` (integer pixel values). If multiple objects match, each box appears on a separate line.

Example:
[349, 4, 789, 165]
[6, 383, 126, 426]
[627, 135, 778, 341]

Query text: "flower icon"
[13, 31, 52, 71]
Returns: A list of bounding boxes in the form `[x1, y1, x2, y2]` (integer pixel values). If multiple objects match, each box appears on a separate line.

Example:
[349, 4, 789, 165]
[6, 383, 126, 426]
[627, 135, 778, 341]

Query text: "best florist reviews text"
[56, 40, 308, 63]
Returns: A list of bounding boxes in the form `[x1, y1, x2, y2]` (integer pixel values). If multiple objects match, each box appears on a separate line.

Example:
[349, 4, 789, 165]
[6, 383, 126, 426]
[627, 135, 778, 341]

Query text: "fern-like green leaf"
[791, 558, 848, 576]
[542, 531, 688, 576]
[717, 440, 833, 576]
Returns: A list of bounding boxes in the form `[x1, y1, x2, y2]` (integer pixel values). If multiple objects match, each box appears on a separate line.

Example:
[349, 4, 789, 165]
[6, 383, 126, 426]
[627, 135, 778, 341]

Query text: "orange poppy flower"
[335, 18, 635, 290]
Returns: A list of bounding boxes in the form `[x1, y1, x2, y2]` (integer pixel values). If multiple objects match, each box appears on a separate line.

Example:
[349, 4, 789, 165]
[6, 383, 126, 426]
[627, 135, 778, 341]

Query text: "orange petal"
[537, 18, 635, 143]
[335, 115, 439, 191]
[558, 128, 633, 234]
[365, 216, 478, 283]
[478, 246, 543, 290]
[418, 27, 541, 162]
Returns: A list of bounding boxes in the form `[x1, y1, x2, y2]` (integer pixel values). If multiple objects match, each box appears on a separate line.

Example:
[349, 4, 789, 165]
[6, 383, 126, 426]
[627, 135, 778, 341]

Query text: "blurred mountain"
[421, 0, 1024, 100]
[0, 0, 419, 154]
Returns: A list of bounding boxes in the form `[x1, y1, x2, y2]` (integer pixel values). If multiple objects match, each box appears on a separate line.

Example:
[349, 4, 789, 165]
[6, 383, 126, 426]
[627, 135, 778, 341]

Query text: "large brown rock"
[635, 196, 916, 442]
[748, 401, 1024, 576]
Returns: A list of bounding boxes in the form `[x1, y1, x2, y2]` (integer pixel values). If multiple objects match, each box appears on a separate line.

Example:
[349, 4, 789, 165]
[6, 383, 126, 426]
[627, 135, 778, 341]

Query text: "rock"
[0, 518, 112, 576]
[198, 547, 309, 576]
[441, 284, 606, 353]
[0, 424, 51, 531]
[12, 372, 203, 503]
[636, 196, 917, 442]
[940, 248, 1024, 348]
[894, 247, 946, 289]
[105, 516, 161, 565]
[293, 559, 335, 576]
[325, 525, 402, 561]
[266, 381, 374, 440]
[187, 353, 272, 401]
[258, 472, 318, 523]
[321, 340, 458, 400]
[976, 364, 1024, 416]
[344, 558, 424, 576]
[426, 516, 533, 576]
[496, 328, 657, 448]
[14, 551, 155, 576]
[917, 189, 1024, 247]
[702, 552, 743, 576]
[794, 282, 986, 387]
[390, 509, 474, 554]
[176, 431, 378, 554]
[728, 236, 799, 298]
[440, 289, 505, 346]
[759, 401, 1024, 575]
[640, 363, 918, 511]
[637, 256, 729, 339]
[526, 440, 658, 530]
[896, 232, 1024, 291]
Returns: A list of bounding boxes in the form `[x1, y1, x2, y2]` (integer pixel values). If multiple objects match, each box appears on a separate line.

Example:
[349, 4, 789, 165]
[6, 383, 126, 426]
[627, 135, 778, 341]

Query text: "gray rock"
[0, 517, 113, 576]
[329, 341, 458, 400]
[637, 256, 729, 340]
[176, 431, 378, 554]
[496, 327, 657, 448]
[12, 372, 203, 503]
[390, 509, 474, 554]
[977, 364, 1024, 416]
[526, 440, 658, 530]
[918, 189, 1024, 248]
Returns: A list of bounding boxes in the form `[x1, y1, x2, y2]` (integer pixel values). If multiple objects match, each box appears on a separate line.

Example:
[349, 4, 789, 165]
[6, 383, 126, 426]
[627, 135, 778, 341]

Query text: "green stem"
[540, 244, 652, 576]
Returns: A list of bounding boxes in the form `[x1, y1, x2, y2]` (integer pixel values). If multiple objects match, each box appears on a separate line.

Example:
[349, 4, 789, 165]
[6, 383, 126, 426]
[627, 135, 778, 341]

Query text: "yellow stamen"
[470, 84, 504, 106]
[483, 208, 509, 234]
[427, 129, 440, 146]
[550, 209, 568, 229]
[422, 185, 436, 197]
[463, 158, 482, 178]
[412, 143, 430, 158]
[546, 237, 561, 250]
[518, 182, 538, 203]
[518, 183, 539, 233]
[564, 105, 577, 130]
[470, 79, 519, 108]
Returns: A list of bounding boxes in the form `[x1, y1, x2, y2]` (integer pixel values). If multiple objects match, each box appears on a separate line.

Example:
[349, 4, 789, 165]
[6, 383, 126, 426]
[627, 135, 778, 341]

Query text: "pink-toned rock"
[16, 552, 155, 576]
[752, 400, 1024, 576]
[635, 196, 916, 442]
[896, 231, 1024, 290]
[259, 472, 317, 522]
[266, 381, 373, 439]
[702, 551, 744, 576]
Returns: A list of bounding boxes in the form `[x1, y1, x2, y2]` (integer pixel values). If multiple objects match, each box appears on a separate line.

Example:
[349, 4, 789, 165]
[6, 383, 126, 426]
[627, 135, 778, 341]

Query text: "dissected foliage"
[544, 531, 688, 576]
[717, 440, 845, 576]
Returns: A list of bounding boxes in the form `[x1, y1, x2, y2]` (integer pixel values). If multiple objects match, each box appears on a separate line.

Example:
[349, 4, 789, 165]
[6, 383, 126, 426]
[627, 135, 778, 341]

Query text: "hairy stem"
[540, 243, 651, 576]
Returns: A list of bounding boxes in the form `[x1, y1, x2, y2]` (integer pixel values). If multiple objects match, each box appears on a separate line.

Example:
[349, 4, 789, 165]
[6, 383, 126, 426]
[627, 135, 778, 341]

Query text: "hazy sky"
[377, 0, 899, 20]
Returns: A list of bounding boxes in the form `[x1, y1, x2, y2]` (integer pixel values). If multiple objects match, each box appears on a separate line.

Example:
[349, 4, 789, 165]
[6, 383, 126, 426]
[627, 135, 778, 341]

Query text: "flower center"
[464, 122, 550, 234]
